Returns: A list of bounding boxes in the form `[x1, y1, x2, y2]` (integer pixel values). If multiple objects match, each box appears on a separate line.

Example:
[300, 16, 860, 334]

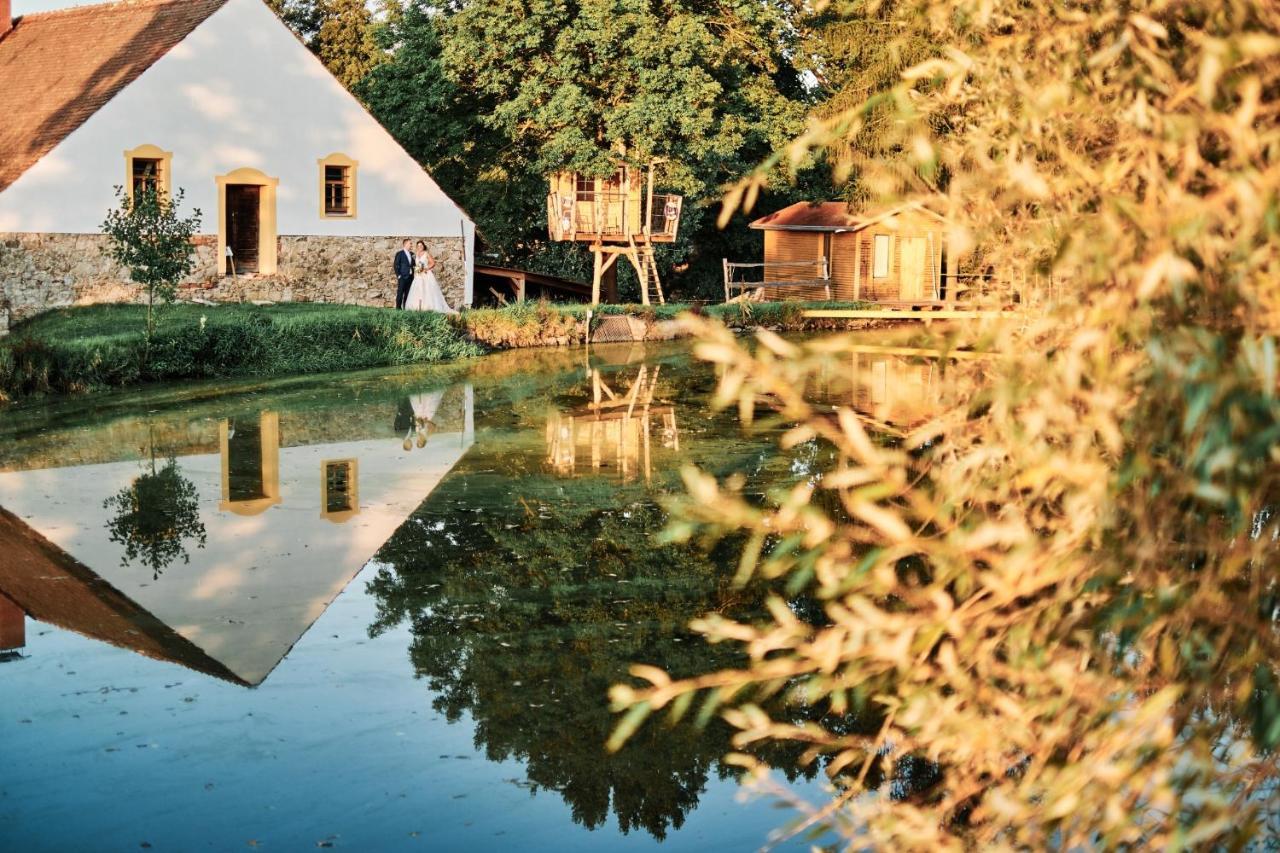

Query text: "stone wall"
[0, 233, 467, 329]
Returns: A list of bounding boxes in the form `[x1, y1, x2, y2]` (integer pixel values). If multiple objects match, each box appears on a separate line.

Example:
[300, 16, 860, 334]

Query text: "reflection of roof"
[749, 201, 945, 232]
[0, 0, 229, 193]
[0, 505, 249, 686]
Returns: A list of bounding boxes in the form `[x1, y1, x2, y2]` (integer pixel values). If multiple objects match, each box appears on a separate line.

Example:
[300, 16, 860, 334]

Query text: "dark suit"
[394, 249, 415, 309]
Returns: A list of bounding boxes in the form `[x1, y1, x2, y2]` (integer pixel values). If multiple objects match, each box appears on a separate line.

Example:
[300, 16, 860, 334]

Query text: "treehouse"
[546, 164, 683, 305]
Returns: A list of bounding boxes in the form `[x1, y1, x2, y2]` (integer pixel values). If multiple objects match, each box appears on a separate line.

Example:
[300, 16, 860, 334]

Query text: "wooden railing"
[547, 191, 682, 241]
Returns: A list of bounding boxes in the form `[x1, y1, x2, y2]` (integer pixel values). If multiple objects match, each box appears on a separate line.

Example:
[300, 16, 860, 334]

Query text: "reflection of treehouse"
[547, 366, 679, 482]
[219, 412, 281, 515]
[547, 163, 683, 306]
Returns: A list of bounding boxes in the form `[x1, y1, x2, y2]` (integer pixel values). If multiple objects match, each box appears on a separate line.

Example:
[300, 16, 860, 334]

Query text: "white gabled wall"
[0, 0, 474, 302]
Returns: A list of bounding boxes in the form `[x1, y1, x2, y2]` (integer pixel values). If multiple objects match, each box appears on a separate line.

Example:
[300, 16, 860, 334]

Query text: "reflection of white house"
[0, 389, 474, 686]
[0, 0, 474, 327]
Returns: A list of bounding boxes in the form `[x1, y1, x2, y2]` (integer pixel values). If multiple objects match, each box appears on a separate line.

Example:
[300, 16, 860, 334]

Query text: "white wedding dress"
[405, 256, 457, 314]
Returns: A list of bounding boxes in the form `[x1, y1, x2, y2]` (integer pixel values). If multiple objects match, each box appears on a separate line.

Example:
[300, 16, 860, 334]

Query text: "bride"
[404, 240, 457, 314]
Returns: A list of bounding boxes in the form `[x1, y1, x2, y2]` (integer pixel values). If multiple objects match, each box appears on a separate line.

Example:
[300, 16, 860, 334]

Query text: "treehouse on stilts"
[546, 162, 683, 305]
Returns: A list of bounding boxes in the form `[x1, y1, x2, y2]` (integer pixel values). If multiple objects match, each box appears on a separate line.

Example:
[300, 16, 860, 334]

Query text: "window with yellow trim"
[321, 459, 359, 522]
[123, 145, 173, 202]
[317, 154, 358, 219]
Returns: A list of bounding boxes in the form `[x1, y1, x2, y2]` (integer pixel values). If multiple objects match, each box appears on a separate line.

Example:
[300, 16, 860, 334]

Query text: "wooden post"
[852, 233, 863, 301]
[517, 274, 527, 304]
[591, 245, 603, 305]
[602, 259, 619, 303]
[645, 163, 655, 240]
[723, 258, 731, 304]
[945, 229, 958, 306]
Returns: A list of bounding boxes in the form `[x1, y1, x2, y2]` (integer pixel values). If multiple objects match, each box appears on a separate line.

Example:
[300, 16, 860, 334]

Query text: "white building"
[0, 0, 475, 327]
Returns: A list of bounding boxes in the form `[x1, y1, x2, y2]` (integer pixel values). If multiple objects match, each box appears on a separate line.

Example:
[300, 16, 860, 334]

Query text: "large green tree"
[358, 0, 821, 299]
[267, 0, 384, 89]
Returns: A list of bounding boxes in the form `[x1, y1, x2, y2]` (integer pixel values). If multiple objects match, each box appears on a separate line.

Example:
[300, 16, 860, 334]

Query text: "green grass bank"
[0, 300, 872, 404]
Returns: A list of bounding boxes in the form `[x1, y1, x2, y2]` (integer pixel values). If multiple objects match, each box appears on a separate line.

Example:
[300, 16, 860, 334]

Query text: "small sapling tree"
[101, 186, 202, 342]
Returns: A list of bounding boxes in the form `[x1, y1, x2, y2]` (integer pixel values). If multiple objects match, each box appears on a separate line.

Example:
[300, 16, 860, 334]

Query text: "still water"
[0, 339, 943, 851]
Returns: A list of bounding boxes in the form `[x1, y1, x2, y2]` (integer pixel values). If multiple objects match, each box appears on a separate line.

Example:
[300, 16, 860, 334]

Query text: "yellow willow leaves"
[612, 0, 1280, 848]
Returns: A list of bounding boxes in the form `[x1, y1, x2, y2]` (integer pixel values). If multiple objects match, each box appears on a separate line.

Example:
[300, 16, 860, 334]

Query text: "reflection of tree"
[367, 423, 861, 840]
[103, 457, 207, 579]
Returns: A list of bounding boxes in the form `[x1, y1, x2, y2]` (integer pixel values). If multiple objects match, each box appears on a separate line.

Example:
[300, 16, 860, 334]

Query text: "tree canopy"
[286, 0, 845, 298]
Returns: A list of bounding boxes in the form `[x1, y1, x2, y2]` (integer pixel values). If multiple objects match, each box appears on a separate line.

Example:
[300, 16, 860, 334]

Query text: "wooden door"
[226, 184, 260, 273]
[899, 236, 927, 300]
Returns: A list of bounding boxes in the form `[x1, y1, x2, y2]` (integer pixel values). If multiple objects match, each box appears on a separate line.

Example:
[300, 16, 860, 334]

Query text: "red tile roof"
[750, 200, 946, 231]
[0, 0, 228, 193]
[749, 201, 861, 230]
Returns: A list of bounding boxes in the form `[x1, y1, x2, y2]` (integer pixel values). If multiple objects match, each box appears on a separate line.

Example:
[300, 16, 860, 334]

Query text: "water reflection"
[0, 339, 961, 850]
[104, 454, 208, 578]
[546, 365, 680, 482]
[0, 384, 475, 685]
[0, 592, 24, 660]
[810, 347, 967, 431]
[220, 413, 280, 514]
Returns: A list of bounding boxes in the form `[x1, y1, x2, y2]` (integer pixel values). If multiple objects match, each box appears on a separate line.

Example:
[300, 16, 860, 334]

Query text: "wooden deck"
[804, 305, 1014, 321]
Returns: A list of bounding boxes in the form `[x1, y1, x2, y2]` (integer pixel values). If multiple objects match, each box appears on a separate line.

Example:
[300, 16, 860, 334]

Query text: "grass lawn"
[1, 302, 481, 403]
[1, 299, 874, 404]
[14, 302, 384, 342]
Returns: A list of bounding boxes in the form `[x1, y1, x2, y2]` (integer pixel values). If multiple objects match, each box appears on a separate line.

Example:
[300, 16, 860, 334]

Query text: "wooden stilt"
[591, 245, 603, 305]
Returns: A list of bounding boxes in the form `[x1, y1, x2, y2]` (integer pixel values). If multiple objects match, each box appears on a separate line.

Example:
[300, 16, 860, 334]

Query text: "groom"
[393, 238, 415, 310]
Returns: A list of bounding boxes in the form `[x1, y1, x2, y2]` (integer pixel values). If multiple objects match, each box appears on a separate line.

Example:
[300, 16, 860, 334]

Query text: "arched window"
[317, 153, 358, 219]
[123, 144, 173, 202]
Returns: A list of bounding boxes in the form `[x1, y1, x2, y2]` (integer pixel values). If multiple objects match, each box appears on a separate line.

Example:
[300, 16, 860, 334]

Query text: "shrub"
[610, 0, 1280, 849]
[0, 304, 482, 403]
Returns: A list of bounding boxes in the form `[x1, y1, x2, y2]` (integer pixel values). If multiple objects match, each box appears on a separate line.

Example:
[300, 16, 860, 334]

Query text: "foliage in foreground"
[610, 0, 1280, 848]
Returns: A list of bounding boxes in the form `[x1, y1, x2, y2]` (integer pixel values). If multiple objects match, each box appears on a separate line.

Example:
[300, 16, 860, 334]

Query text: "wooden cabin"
[546, 165, 683, 304]
[743, 201, 948, 303]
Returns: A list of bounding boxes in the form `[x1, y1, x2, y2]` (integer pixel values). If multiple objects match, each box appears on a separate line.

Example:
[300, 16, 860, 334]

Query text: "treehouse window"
[873, 234, 891, 278]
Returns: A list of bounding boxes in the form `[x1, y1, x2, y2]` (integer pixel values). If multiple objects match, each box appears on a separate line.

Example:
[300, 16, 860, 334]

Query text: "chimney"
[0, 0, 11, 39]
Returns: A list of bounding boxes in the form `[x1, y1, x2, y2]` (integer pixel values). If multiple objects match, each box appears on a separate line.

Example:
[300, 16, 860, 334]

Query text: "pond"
[0, 336, 943, 851]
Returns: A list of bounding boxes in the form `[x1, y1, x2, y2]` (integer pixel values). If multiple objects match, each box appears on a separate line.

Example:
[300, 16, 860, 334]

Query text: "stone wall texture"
[0, 233, 467, 330]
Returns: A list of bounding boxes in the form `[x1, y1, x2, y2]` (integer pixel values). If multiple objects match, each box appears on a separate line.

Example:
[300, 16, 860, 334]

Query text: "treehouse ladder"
[627, 240, 665, 306]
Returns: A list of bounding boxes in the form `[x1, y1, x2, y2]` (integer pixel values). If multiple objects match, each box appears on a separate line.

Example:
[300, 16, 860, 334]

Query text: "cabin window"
[123, 144, 173, 202]
[873, 234, 891, 278]
[317, 154, 358, 219]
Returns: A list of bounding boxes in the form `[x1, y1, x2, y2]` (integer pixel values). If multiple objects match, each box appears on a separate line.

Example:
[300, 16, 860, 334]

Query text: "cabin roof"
[749, 200, 945, 233]
[0, 0, 229, 193]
